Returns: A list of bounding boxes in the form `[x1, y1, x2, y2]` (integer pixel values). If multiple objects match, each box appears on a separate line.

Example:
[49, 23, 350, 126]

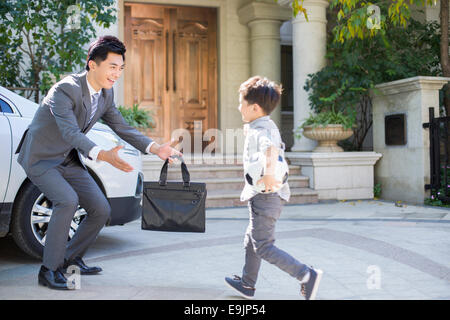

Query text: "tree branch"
[440, 0, 450, 77]
[21, 28, 35, 69]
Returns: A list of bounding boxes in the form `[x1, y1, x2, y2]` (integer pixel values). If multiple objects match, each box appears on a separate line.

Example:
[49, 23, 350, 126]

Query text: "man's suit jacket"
[16, 70, 153, 177]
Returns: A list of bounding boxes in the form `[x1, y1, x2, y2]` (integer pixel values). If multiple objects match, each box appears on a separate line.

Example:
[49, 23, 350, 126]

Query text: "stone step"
[142, 155, 302, 178]
[141, 154, 318, 209]
[205, 188, 319, 208]
[142, 154, 245, 167]
[191, 175, 310, 191]
[165, 166, 300, 180]
[144, 166, 302, 180]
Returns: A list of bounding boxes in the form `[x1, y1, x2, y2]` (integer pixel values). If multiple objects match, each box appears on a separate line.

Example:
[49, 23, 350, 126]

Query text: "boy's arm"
[257, 145, 282, 192]
[264, 145, 279, 175]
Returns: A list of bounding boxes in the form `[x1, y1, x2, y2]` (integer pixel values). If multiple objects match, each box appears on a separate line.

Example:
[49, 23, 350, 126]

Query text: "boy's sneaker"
[300, 267, 323, 300]
[224, 275, 255, 299]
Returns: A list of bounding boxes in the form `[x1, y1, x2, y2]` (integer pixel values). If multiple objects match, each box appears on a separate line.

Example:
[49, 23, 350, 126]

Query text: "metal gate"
[423, 107, 450, 202]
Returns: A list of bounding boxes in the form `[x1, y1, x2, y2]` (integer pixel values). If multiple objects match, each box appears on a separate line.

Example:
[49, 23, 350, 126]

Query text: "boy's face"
[88, 52, 125, 90]
[238, 94, 263, 123]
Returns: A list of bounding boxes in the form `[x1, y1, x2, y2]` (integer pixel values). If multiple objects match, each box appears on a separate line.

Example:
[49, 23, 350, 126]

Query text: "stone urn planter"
[303, 124, 353, 152]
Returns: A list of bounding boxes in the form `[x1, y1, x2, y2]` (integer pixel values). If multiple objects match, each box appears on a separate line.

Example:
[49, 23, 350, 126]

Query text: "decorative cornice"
[287, 152, 382, 167]
[373, 76, 450, 96]
[238, 1, 293, 26]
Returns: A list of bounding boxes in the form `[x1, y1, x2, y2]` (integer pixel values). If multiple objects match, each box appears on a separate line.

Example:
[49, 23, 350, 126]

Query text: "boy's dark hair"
[239, 76, 283, 115]
[85, 36, 126, 71]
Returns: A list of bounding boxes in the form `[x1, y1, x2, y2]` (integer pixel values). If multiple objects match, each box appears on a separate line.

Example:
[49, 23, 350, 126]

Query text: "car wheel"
[10, 181, 87, 259]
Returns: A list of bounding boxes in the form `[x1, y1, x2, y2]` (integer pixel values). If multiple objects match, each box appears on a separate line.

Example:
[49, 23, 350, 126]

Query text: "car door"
[0, 98, 13, 204]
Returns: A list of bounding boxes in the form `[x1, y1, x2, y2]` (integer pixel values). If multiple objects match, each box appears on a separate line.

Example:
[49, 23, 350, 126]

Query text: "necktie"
[89, 92, 99, 123]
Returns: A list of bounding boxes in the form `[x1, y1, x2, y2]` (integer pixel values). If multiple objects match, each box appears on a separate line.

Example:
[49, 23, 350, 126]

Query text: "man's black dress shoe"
[63, 256, 102, 275]
[38, 265, 73, 290]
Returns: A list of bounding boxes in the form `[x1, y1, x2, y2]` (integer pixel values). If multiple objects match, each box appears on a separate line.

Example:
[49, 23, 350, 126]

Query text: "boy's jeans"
[242, 193, 309, 288]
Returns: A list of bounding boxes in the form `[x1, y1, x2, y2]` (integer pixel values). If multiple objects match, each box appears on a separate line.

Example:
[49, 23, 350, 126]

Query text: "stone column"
[238, 1, 292, 128]
[291, 0, 329, 151]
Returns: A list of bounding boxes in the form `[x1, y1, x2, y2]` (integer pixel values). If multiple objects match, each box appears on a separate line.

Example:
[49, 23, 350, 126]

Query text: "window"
[0, 98, 14, 114]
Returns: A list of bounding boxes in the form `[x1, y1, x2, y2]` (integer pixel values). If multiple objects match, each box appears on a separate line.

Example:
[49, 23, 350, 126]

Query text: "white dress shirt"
[86, 77, 155, 162]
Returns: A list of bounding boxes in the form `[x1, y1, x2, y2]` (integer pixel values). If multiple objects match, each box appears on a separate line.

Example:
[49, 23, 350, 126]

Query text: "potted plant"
[297, 111, 355, 152]
[117, 104, 155, 133]
[295, 79, 357, 152]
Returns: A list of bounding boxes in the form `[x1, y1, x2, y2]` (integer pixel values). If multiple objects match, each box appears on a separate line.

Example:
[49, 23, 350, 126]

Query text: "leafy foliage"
[0, 0, 117, 101]
[290, 0, 308, 20]
[373, 183, 381, 199]
[274, 0, 308, 20]
[425, 166, 450, 208]
[297, 17, 443, 148]
[118, 104, 155, 129]
[329, 0, 437, 43]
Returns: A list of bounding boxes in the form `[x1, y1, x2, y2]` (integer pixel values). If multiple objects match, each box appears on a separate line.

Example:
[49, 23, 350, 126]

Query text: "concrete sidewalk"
[0, 199, 449, 300]
[208, 199, 450, 221]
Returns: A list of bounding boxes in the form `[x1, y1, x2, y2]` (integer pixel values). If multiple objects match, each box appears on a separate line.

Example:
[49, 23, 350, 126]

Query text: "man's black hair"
[85, 35, 126, 71]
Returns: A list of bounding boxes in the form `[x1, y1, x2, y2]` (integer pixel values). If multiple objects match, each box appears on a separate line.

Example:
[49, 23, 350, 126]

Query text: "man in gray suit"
[16, 36, 181, 290]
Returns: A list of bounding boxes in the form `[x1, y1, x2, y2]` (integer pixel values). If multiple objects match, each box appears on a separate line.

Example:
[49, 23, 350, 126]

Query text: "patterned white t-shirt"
[240, 115, 290, 202]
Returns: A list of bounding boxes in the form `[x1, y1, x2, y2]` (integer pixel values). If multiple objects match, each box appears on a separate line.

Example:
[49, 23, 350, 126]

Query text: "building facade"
[91, 0, 444, 154]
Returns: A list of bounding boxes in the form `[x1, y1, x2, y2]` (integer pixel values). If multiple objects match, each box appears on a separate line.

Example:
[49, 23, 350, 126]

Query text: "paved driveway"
[0, 200, 449, 300]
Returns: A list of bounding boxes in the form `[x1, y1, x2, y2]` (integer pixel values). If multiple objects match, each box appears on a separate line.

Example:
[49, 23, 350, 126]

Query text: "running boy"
[224, 76, 323, 300]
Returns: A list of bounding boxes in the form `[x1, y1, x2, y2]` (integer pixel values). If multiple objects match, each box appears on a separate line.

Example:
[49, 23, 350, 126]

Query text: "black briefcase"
[141, 157, 206, 233]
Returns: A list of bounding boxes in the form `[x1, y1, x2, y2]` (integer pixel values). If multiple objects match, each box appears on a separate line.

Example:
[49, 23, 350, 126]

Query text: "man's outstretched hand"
[151, 139, 183, 164]
[98, 145, 134, 172]
[98, 140, 182, 172]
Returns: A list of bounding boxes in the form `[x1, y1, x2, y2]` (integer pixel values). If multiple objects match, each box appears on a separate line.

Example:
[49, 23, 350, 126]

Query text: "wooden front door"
[124, 3, 218, 152]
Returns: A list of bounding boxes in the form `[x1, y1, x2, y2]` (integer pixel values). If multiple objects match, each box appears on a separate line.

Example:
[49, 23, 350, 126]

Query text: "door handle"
[173, 30, 176, 92]
[166, 31, 169, 91]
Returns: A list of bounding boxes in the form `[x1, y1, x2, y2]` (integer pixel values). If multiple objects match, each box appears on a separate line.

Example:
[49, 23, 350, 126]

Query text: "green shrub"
[118, 104, 155, 129]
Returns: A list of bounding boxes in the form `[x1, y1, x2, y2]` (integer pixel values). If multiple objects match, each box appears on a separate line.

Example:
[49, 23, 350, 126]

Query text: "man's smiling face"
[88, 52, 125, 90]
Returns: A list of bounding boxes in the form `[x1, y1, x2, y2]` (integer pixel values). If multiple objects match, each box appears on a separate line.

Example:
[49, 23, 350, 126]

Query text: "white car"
[0, 86, 144, 259]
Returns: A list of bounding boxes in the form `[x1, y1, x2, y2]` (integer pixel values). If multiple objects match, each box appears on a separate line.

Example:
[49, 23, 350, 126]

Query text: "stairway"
[141, 154, 318, 208]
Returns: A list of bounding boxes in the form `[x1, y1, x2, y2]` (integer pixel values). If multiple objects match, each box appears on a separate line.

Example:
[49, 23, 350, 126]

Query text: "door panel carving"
[125, 4, 217, 150]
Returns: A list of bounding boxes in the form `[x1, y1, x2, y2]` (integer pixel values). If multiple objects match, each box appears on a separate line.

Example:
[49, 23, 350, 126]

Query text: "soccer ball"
[245, 152, 289, 193]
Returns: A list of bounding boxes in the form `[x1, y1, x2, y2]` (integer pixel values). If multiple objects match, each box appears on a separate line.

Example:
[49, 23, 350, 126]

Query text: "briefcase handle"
[159, 156, 191, 187]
